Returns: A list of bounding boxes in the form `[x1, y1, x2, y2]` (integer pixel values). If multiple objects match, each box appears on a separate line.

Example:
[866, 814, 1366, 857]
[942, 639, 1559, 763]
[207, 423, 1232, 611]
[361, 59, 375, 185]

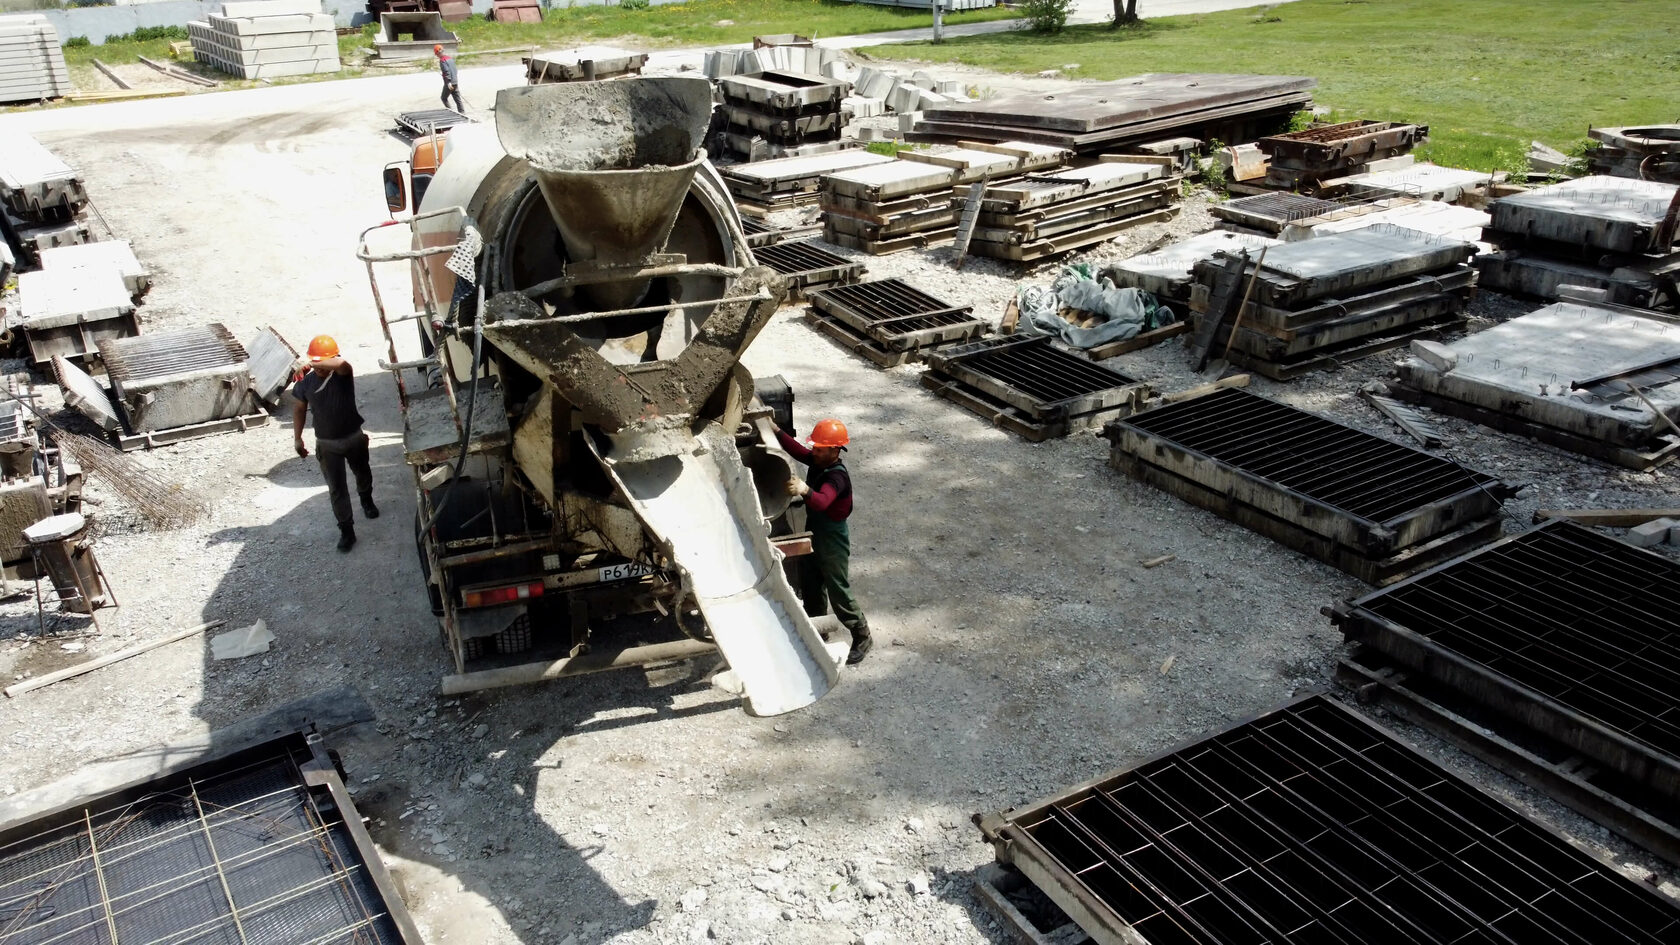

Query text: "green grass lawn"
[885, 0, 1680, 173]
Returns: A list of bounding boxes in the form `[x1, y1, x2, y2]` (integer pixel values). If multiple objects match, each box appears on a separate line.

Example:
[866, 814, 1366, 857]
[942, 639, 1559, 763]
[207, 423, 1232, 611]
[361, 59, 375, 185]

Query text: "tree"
[1111, 0, 1139, 27]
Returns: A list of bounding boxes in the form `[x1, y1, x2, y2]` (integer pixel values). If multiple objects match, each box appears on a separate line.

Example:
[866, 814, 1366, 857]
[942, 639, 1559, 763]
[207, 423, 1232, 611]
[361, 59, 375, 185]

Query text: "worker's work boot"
[361, 496, 380, 519]
[846, 623, 873, 665]
[338, 525, 357, 552]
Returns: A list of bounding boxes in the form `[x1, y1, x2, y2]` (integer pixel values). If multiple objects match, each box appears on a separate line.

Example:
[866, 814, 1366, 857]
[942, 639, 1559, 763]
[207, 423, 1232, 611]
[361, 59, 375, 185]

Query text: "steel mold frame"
[0, 724, 422, 945]
[977, 694, 1680, 945]
[1328, 518, 1680, 802]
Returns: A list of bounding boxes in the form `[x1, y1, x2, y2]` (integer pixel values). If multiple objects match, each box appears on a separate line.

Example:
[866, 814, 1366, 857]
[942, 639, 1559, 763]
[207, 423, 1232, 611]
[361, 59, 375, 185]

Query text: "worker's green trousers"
[801, 518, 868, 636]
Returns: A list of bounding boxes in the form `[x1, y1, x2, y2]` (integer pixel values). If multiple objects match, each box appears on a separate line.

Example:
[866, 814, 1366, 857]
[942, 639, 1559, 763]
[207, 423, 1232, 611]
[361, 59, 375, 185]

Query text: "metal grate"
[1119, 387, 1500, 523]
[942, 336, 1136, 403]
[808, 278, 960, 322]
[752, 239, 855, 277]
[983, 696, 1680, 945]
[738, 216, 772, 236]
[1338, 521, 1680, 775]
[101, 324, 246, 383]
[0, 744, 409, 945]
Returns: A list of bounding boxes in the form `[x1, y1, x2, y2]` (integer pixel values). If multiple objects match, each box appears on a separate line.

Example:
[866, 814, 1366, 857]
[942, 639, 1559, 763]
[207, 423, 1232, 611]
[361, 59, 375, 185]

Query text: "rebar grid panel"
[981, 696, 1680, 945]
[1118, 387, 1500, 523]
[938, 337, 1138, 405]
[1214, 193, 1344, 227]
[101, 325, 247, 382]
[1335, 520, 1680, 794]
[0, 746, 406, 945]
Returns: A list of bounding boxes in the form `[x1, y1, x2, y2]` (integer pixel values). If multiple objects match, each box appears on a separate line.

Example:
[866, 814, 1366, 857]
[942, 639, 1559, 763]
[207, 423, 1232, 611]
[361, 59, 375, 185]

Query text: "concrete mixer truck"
[358, 77, 846, 715]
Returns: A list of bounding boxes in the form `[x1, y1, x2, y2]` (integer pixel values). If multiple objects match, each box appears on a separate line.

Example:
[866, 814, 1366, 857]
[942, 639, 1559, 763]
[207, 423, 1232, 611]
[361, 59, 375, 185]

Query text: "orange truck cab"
[383, 134, 450, 217]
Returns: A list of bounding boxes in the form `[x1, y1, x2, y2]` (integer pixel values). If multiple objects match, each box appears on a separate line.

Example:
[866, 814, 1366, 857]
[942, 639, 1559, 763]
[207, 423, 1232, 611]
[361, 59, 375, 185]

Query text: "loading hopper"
[495, 77, 715, 309]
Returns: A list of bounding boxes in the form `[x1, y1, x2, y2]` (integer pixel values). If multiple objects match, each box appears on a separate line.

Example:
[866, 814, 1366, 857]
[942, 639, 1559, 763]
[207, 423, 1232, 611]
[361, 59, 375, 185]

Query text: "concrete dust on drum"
[597, 422, 840, 717]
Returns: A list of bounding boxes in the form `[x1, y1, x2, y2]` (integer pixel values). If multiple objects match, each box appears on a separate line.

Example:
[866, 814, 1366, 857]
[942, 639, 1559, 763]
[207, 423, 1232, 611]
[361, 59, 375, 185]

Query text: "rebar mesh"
[0, 748, 403, 945]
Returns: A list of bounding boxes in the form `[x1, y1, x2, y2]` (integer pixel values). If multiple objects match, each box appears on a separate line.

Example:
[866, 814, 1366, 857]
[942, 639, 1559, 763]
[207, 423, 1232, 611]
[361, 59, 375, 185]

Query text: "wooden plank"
[1085, 320, 1187, 359]
[1531, 508, 1680, 527]
[5, 622, 223, 697]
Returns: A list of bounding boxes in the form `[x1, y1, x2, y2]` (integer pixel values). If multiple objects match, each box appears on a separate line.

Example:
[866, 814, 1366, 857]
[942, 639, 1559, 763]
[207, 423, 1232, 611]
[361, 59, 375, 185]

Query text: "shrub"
[62, 35, 90, 47]
[619, 0, 649, 10]
[1019, 0, 1072, 33]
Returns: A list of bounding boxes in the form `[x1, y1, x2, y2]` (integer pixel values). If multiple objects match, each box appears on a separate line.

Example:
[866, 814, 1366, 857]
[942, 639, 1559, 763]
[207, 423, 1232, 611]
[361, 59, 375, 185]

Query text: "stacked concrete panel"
[16, 265, 140, 364]
[1474, 176, 1680, 311]
[720, 149, 893, 212]
[968, 157, 1182, 263]
[1188, 224, 1477, 380]
[39, 241, 151, 299]
[190, 0, 340, 80]
[822, 142, 1069, 255]
[718, 71, 852, 160]
[703, 44, 843, 79]
[0, 14, 70, 104]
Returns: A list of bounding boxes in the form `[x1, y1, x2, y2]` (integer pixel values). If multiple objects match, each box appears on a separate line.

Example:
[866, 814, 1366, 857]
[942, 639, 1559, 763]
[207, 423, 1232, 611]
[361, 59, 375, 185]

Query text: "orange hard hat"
[433, 44, 444, 54]
[306, 335, 339, 362]
[808, 418, 849, 448]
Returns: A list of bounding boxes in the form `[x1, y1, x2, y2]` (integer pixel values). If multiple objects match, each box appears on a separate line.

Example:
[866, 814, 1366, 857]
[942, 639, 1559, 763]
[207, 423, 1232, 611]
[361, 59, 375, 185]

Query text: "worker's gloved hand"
[785, 477, 809, 498]
[295, 437, 309, 458]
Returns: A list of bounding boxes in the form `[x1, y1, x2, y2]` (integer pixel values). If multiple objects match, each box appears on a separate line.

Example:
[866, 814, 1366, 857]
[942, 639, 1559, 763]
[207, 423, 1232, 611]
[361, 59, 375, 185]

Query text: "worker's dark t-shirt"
[292, 369, 365, 440]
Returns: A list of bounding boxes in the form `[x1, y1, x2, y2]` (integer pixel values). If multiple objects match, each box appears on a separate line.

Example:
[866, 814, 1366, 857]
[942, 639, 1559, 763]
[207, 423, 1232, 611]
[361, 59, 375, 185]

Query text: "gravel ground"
[0, 61, 1677, 945]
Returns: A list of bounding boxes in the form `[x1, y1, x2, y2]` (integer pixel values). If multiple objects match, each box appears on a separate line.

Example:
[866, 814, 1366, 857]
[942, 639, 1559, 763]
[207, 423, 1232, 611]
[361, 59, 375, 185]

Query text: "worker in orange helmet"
[434, 44, 463, 113]
[777, 417, 871, 665]
[290, 335, 378, 552]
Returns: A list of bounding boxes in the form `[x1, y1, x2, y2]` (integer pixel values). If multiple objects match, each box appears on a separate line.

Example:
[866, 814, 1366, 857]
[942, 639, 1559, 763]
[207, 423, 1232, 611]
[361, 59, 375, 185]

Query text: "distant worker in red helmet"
[291, 335, 378, 552]
[777, 417, 871, 665]
[434, 44, 463, 113]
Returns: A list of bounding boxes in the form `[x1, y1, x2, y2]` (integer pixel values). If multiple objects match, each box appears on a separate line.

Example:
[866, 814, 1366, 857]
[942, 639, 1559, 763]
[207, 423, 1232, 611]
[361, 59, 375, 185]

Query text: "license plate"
[599, 562, 655, 582]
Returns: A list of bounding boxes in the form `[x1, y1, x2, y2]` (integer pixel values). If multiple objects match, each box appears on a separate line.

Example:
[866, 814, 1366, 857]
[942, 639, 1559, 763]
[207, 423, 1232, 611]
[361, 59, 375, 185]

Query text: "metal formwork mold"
[1106, 388, 1510, 579]
[395, 108, 472, 136]
[978, 695, 1680, 945]
[806, 278, 987, 365]
[1487, 175, 1680, 255]
[100, 323, 255, 434]
[0, 729, 421, 945]
[922, 335, 1149, 440]
[750, 239, 863, 294]
[1330, 519, 1680, 802]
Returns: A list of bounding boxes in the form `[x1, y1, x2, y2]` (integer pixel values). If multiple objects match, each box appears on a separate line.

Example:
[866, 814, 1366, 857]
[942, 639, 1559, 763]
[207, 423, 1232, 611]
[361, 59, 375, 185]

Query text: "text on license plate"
[599, 562, 656, 582]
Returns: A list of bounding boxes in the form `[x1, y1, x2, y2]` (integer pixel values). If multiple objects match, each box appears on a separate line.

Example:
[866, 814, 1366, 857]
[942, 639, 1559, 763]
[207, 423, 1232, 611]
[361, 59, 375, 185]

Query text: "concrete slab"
[1337, 163, 1497, 202]
[922, 73, 1315, 134]
[18, 266, 133, 329]
[1254, 224, 1474, 301]
[1397, 301, 1680, 446]
[219, 0, 321, 17]
[1630, 518, 1673, 547]
[1284, 198, 1490, 249]
[38, 240, 150, 297]
[720, 149, 891, 187]
[1488, 175, 1680, 254]
[1104, 229, 1278, 298]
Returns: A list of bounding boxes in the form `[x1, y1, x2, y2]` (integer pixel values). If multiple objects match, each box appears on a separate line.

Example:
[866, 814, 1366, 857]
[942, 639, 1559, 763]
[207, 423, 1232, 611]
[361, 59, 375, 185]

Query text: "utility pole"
[932, 0, 944, 43]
